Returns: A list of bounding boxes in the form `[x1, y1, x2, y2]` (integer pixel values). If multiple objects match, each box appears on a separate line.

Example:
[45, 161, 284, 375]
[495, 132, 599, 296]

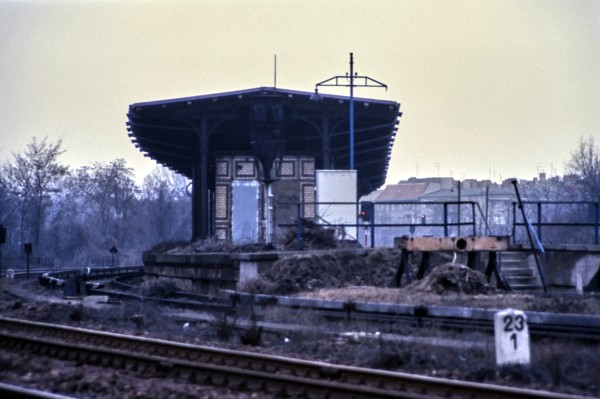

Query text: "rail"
[279, 198, 600, 249]
[512, 200, 600, 245]
[284, 200, 491, 249]
[0, 317, 594, 399]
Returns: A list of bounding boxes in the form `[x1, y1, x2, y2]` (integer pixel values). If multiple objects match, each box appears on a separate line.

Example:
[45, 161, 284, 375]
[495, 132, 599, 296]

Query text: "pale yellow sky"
[1, 0, 599, 185]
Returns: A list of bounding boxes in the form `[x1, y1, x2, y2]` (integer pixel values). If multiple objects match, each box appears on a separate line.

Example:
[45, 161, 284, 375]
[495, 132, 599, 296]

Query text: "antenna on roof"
[274, 54, 277, 94]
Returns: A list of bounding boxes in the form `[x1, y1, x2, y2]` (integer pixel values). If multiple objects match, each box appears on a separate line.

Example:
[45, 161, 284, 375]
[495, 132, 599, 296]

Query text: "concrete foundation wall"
[142, 252, 281, 295]
[528, 250, 600, 288]
[233, 252, 279, 287]
[142, 246, 600, 295]
[143, 253, 237, 295]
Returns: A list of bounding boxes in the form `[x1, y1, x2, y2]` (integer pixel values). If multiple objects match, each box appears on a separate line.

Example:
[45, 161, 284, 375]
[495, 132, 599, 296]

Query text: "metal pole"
[370, 207, 375, 248]
[485, 185, 489, 235]
[537, 202, 542, 242]
[200, 118, 209, 238]
[312, 52, 386, 171]
[512, 180, 547, 292]
[512, 202, 517, 242]
[443, 203, 448, 236]
[471, 203, 476, 236]
[349, 52, 354, 170]
[321, 109, 332, 169]
[296, 203, 302, 251]
[457, 180, 461, 236]
[265, 184, 273, 245]
[595, 202, 599, 245]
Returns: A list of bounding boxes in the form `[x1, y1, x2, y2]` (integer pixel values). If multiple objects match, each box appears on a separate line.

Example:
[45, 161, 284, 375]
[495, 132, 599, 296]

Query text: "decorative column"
[192, 117, 209, 240]
[321, 108, 332, 169]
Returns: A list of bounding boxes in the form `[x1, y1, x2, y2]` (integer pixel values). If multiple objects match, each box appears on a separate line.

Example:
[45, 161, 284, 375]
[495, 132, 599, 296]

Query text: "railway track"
[87, 283, 600, 342]
[35, 267, 600, 342]
[0, 382, 77, 399]
[0, 316, 593, 399]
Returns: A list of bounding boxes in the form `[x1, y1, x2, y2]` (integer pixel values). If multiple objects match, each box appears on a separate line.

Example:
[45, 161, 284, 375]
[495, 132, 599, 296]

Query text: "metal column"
[192, 118, 209, 240]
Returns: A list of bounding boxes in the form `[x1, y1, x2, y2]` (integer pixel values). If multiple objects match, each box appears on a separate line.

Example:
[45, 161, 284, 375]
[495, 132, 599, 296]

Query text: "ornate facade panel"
[215, 154, 315, 243]
[302, 184, 316, 219]
[301, 159, 315, 177]
[234, 159, 257, 179]
[214, 184, 229, 220]
[216, 160, 230, 178]
[277, 159, 296, 177]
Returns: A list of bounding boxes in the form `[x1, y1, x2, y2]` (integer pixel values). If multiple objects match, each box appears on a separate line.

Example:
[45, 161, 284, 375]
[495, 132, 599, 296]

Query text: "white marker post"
[576, 274, 583, 295]
[494, 309, 530, 366]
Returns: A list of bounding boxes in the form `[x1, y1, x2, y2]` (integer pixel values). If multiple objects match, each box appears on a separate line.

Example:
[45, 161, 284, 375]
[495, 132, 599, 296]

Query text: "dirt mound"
[245, 249, 497, 297]
[245, 248, 401, 295]
[404, 262, 498, 295]
[146, 219, 360, 255]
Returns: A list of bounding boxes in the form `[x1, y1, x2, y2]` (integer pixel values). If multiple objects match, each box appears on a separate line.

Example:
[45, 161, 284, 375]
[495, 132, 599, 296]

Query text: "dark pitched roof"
[126, 87, 401, 196]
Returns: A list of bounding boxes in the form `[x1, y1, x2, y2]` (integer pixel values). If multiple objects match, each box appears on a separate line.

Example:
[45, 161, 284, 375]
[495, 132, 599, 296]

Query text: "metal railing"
[0, 256, 55, 270]
[511, 201, 600, 245]
[274, 198, 600, 249]
[285, 200, 491, 249]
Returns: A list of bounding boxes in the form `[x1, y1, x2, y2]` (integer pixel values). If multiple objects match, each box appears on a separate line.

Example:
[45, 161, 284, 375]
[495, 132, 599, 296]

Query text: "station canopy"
[126, 87, 401, 197]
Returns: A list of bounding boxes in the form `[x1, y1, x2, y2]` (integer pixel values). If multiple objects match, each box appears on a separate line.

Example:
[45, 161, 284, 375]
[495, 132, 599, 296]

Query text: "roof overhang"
[126, 86, 401, 196]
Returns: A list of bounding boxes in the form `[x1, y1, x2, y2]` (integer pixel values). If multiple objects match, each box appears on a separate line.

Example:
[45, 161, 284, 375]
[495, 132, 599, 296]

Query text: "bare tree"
[2, 137, 68, 251]
[0, 171, 17, 253]
[0, 171, 13, 225]
[67, 159, 138, 248]
[45, 176, 93, 266]
[139, 166, 191, 244]
[565, 136, 600, 201]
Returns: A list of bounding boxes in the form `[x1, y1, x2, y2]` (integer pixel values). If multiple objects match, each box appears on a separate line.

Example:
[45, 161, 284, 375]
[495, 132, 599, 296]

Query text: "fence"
[512, 201, 600, 245]
[284, 200, 490, 249]
[0, 256, 55, 271]
[0, 254, 134, 275]
[283, 199, 600, 249]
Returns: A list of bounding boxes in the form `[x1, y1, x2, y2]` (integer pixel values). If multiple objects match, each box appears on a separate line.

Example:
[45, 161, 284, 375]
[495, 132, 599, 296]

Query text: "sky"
[1, 0, 599, 186]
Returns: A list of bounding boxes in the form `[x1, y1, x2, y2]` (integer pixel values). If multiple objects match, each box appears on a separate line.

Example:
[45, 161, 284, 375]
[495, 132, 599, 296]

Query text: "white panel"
[315, 170, 357, 240]
[232, 180, 260, 244]
[494, 309, 530, 366]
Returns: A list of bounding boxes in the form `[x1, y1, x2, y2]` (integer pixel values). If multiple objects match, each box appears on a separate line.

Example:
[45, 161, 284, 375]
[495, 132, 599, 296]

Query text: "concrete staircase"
[499, 251, 544, 291]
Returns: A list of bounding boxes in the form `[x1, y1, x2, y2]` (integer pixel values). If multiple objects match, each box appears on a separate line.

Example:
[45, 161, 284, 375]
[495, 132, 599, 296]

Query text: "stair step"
[501, 255, 528, 261]
[506, 277, 538, 285]
[501, 252, 528, 259]
[501, 255, 528, 259]
[505, 273, 538, 280]
[502, 268, 534, 276]
[496, 251, 544, 291]
[502, 263, 530, 268]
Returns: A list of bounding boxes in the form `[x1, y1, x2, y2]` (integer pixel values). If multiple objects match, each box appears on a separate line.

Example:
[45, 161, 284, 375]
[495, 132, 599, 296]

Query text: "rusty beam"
[394, 236, 510, 252]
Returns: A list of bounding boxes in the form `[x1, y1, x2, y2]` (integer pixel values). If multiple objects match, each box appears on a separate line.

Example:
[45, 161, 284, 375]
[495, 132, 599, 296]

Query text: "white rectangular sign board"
[316, 170, 357, 240]
[494, 309, 531, 366]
